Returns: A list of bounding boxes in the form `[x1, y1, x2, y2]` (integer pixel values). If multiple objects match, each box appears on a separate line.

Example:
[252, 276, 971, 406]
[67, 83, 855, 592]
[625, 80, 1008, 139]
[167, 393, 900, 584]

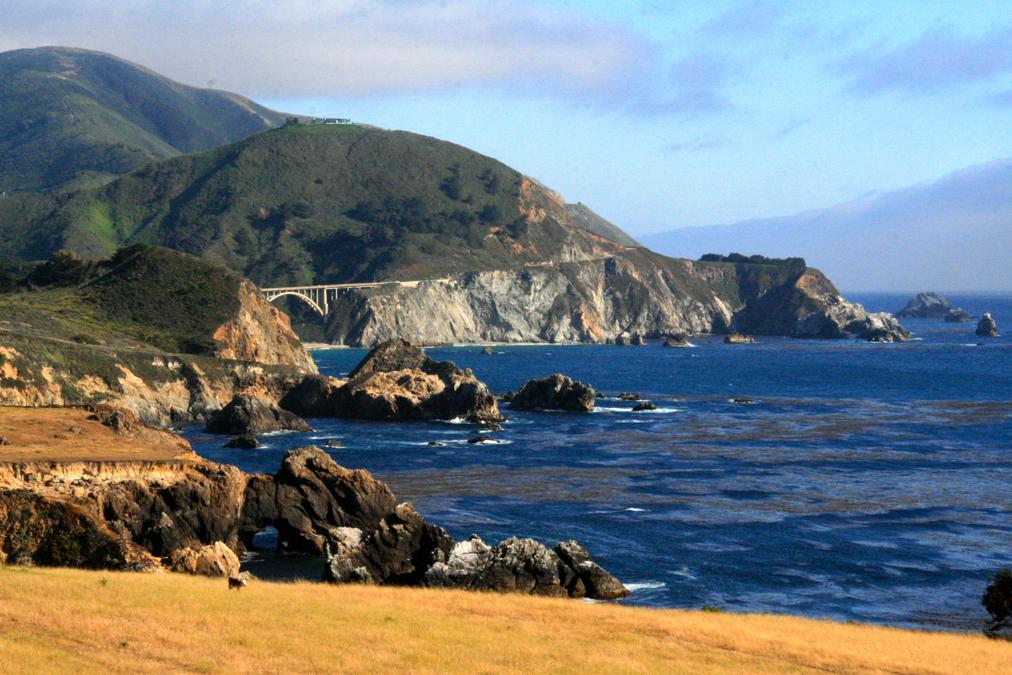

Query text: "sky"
[2, 0, 1012, 235]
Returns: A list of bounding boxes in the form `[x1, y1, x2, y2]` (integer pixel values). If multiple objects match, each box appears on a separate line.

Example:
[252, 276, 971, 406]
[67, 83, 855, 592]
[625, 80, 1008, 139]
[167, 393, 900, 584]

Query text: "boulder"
[896, 292, 950, 318]
[322, 503, 453, 585]
[554, 540, 630, 600]
[481, 347, 496, 355]
[168, 541, 240, 577]
[86, 404, 142, 435]
[205, 394, 312, 436]
[724, 333, 757, 344]
[632, 402, 656, 411]
[976, 313, 999, 337]
[794, 302, 909, 342]
[944, 308, 972, 323]
[224, 435, 259, 449]
[336, 339, 502, 423]
[509, 374, 597, 412]
[630, 334, 647, 345]
[425, 536, 495, 588]
[663, 334, 693, 348]
[617, 392, 640, 401]
[264, 446, 399, 553]
[279, 374, 346, 417]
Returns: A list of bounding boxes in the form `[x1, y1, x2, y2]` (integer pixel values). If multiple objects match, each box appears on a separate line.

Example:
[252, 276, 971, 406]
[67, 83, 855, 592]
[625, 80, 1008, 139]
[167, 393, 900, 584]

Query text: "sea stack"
[976, 313, 999, 337]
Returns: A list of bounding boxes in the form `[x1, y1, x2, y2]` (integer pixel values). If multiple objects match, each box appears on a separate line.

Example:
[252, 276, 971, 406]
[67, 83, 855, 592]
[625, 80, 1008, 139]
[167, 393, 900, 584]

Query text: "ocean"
[183, 293, 1012, 631]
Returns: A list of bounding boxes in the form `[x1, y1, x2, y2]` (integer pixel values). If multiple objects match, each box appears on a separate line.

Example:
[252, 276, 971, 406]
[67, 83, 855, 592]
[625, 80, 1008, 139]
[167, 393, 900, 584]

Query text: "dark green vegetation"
[566, 202, 641, 248]
[0, 246, 242, 355]
[699, 253, 807, 270]
[0, 123, 622, 285]
[0, 47, 288, 193]
[983, 568, 1012, 638]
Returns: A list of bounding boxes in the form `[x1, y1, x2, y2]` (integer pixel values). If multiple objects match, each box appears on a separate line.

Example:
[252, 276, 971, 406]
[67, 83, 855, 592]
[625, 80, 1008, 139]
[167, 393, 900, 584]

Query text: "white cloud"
[0, 0, 658, 106]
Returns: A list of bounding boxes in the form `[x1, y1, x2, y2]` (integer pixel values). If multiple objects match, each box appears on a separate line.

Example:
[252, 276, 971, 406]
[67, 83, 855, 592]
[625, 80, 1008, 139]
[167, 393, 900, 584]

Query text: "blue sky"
[4, 0, 1012, 234]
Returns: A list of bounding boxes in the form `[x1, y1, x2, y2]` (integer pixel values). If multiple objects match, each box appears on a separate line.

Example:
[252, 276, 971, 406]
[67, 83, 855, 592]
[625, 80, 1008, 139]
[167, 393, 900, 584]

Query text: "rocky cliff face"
[323, 249, 906, 345]
[211, 280, 317, 370]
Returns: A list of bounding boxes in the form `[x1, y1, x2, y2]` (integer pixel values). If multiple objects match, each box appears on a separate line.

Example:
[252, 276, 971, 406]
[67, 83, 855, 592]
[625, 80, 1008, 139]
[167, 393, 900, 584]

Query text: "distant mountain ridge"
[641, 159, 1012, 292]
[0, 46, 289, 193]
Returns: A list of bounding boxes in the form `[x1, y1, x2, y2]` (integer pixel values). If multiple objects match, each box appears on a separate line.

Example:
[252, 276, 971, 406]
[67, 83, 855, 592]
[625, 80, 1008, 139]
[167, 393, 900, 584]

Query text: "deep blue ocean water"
[184, 293, 1011, 630]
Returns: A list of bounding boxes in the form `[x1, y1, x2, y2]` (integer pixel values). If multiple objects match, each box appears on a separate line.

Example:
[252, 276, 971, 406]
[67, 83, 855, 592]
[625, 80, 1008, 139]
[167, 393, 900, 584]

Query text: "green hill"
[0, 123, 628, 285]
[0, 47, 289, 193]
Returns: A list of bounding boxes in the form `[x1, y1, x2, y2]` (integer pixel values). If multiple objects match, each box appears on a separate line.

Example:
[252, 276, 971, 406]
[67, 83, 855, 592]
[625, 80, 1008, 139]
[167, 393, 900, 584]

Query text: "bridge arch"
[263, 290, 327, 317]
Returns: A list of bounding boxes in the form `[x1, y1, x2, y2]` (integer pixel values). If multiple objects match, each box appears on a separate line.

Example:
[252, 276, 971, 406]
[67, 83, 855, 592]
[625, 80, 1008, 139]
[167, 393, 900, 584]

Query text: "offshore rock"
[205, 394, 312, 436]
[334, 339, 502, 423]
[896, 292, 950, 318]
[944, 308, 973, 323]
[509, 374, 597, 412]
[322, 503, 453, 585]
[724, 333, 756, 344]
[278, 374, 347, 417]
[793, 297, 909, 342]
[976, 313, 999, 337]
[554, 540, 630, 600]
[663, 334, 693, 348]
[265, 446, 398, 553]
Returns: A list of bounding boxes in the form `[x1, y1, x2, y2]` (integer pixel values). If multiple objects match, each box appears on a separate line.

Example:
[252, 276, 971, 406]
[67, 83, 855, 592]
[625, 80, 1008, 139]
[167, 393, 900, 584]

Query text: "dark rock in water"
[724, 333, 757, 344]
[896, 292, 951, 318]
[730, 397, 753, 404]
[481, 347, 496, 355]
[509, 374, 597, 412]
[324, 439, 342, 448]
[224, 435, 259, 449]
[426, 440, 441, 446]
[663, 334, 693, 348]
[632, 402, 656, 411]
[467, 436, 495, 444]
[944, 308, 972, 323]
[617, 392, 640, 401]
[482, 422, 504, 432]
[554, 540, 630, 600]
[794, 305, 909, 342]
[205, 394, 312, 436]
[279, 374, 346, 417]
[263, 447, 398, 553]
[976, 313, 999, 337]
[348, 338, 429, 377]
[323, 503, 453, 586]
[335, 339, 502, 423]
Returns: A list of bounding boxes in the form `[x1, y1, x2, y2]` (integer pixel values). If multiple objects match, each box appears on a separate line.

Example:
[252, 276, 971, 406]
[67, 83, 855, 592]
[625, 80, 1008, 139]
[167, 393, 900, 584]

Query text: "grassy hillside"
[0, 566, 1007, 674]
[0, 246, 242, 355]
[0, 47, 288, 193]
[0, 124, 624, 285]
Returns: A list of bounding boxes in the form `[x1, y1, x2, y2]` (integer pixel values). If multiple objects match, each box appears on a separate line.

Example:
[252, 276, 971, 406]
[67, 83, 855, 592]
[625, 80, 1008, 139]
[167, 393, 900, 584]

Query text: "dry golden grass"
[0, 566, 1008, 674]
[0, 407, 195, 463]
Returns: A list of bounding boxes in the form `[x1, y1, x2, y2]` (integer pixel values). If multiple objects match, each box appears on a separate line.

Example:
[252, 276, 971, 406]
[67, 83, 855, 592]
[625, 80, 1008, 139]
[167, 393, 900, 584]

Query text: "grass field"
[0, 566, 1008, 674]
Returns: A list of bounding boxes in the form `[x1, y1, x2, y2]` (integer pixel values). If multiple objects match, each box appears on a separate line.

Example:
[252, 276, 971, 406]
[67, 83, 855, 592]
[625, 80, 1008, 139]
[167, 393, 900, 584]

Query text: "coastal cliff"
[0, 246, 315, 425]
[323, 248, 905, 345]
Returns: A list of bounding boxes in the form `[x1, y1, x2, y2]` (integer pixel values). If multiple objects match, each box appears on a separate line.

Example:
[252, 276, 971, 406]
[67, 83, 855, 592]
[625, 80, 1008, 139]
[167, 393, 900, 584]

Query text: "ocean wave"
[626, 581, 667, 592]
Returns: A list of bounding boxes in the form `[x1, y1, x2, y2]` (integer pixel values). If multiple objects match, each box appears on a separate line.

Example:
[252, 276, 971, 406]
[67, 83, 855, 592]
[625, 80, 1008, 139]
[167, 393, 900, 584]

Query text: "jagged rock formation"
[792, 296, 909, 342]
[897, 292, 951, 318]
[0, 445, 628, 598]
[509, 374, 596, 412]
[205, 394, 312, 436]
[0, 447, 396, 570]
[324, 520, 629, 600]
[322, 249, 907, 346]
[281, 340, 502, 423]
[724, 333, 756, 344]
[976, 313, 999, 337]
[944, 308, 973, 323]
[663, 334, 693, 348]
